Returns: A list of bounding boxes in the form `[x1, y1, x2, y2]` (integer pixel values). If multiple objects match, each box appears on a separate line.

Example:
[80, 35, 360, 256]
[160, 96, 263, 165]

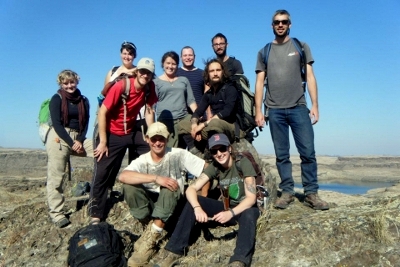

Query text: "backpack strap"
[234, 153, 244, 179]
[121, 76, 131, 134]
[261, 42, 272, 67]
[291, 37, 307, 91]
[111, 66, 119, 76]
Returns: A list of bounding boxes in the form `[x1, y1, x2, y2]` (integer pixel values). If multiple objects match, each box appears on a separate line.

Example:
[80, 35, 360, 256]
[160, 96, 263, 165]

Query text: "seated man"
[118, 122, 206, 267]
[178, 58, 244, 156]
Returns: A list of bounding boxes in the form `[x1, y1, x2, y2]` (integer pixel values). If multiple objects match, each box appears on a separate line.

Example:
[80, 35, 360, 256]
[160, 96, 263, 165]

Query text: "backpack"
[261, 37, 307, 91]
[93, 71, 150, 142]
[67, 222, 126, 267]
[221, 74, 259, 143]
[216, 151, 269, 210]
[38, 93, 61, 144]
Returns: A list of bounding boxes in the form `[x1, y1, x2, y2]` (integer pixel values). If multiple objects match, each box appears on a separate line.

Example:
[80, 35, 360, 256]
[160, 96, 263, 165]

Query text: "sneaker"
[304, 193, 329, 210]
[55, 217, 70, 228]
[274, 192, 294, 209]
[129, 223, 163, 266]
[152, 249, 182, 267]
[228, 261, 246, 267]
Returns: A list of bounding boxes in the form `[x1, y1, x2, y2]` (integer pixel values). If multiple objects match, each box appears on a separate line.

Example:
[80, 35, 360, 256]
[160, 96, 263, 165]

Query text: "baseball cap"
[137, 57, 155, 73]
[146, 122, 169, 139]
[208, 133, 230, 149]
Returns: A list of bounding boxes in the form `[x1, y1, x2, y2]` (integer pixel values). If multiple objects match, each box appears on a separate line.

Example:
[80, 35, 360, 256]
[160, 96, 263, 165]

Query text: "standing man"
[176, 46, 205, 106]
[254, 9, 329, 210]
[211, 33, 244, 77]
[119, 122, 206, 266]
[89, 58, 158, 224]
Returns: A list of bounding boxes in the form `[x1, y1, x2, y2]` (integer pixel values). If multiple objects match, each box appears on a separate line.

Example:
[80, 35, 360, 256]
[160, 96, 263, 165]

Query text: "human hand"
[309, 106, 319, 125]
[94, 143, 108, 161]
[155, 176, 179, 192]
[212, 210, 233, 224]
[72, 140, 83, 152]
[255, 112, 265, 128]
[194, 207, 208, 223]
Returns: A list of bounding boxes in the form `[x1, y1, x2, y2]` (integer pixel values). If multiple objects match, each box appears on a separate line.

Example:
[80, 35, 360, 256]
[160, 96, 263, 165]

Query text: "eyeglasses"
[273, 20, 289, 26]
[212, 42, 226, 48]
[210, 146, 228, 155]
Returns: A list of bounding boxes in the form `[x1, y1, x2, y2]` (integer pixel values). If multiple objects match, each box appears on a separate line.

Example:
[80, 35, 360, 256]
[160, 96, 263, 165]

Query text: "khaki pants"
[45, 127, 93, 223]
[159, 114, 191, 148]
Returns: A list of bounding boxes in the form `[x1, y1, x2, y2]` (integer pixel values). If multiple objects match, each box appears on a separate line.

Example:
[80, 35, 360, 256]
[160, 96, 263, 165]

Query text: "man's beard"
[215, 48, 226, 58]
[209, 77, 223, 87]
[273, 28, 289, 38]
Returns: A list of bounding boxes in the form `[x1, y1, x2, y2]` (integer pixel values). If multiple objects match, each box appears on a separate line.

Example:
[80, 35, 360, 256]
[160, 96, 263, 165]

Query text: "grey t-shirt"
[255, 39, 314, 108]
[155, 76, 196, 120]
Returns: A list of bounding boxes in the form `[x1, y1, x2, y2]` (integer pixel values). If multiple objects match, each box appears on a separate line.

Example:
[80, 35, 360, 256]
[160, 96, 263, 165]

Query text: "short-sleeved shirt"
[155, 77, 196, 120]
[103, 78, 157, 135]
[124, 147, 205, 194]
[223, 57, 244, 77]
[204, 156, 256, 205]
[176, 68, 204, 105]
[255, 39, 314, 108]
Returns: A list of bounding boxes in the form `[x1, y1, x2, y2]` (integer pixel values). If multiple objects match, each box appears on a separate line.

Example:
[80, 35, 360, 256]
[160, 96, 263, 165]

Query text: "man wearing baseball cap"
[118, 122, 206, 266]
[89, 57, 158, 226]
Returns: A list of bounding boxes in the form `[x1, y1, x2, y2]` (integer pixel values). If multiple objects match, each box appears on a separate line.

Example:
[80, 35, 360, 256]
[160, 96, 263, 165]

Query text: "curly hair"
[202, 58, 229, 85]
[57, 69, 80, 85]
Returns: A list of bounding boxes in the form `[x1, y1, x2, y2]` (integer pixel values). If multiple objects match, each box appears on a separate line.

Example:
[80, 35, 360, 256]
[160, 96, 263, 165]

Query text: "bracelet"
[229, 208, 235, 217]
[193, 206, 200, 210]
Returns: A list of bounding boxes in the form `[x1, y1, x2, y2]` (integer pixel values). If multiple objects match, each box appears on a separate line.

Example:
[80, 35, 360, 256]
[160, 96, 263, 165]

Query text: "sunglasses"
[273, 20, 289, 26]
[210, 146, 228, 155]
[122, 41, 136, 50]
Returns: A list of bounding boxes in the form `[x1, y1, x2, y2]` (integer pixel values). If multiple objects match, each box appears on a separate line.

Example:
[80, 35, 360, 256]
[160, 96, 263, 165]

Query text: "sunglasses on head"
[273, 19, 289, 26]
[210, 146, 228, 155]
[122, 41, 136, 50]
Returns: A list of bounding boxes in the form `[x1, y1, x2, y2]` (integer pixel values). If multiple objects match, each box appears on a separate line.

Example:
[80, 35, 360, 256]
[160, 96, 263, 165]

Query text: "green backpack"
[38, 94, 60, 144]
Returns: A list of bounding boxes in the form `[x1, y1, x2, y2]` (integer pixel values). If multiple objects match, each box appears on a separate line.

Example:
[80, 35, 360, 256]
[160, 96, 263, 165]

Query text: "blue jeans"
[268, 105, 318, 195]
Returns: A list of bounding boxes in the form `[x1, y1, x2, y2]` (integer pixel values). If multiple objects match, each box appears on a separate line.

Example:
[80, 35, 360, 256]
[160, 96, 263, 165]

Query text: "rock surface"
[0, 148, 400, 267]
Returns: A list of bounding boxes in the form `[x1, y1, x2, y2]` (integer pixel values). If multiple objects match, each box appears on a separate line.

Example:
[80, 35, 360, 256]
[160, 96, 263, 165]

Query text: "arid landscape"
[0, 147, 400, 267]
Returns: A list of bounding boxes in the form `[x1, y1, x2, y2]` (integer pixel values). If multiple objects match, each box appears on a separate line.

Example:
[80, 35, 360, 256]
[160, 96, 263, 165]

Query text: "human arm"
[119, 170, 179, 192]
[94, 104, 109, 161]
[104, 69, 113, 86]
[255, 71, 266, 127]
[212, 176, 257, 224]
[185, 173, 211, 223]
[306, 64, 319, 124]
[49, 94, 75, 147]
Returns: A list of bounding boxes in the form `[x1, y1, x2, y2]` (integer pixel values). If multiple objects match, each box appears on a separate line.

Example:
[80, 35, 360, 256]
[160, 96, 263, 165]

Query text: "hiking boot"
[304, 193, 329, 210]
[152, 249, 182, 267]
[129, 223, 163, 266]
[274, 192, 294, 209]
[55, 217, 70, 228]
[228, 261, 246, 267]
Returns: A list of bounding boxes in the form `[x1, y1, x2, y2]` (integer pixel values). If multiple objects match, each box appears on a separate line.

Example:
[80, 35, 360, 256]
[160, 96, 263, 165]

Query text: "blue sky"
[1, 1, 399, 156]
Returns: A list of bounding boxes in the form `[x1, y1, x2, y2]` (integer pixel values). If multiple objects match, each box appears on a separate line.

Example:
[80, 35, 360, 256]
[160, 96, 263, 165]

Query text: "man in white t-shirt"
[119, 122, 206, 266]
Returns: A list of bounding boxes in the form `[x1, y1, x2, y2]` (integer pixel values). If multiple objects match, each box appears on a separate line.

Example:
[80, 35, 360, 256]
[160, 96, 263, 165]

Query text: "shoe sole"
[303, 202, 329, 210]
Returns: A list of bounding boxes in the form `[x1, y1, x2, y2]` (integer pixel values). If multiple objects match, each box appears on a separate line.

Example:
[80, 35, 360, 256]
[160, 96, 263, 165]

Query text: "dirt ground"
[0, 148, 400, 266]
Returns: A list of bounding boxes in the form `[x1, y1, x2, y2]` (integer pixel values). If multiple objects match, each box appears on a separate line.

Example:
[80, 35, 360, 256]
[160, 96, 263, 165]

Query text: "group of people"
[45, 9, 329, 267]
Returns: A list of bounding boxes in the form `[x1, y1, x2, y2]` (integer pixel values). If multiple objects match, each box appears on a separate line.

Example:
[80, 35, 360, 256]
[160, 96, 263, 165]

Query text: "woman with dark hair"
[46, 70, 92, 228]
[155, 51, 197, 148]
[154, 133, 260, 267]
[100, 41, 149, 161]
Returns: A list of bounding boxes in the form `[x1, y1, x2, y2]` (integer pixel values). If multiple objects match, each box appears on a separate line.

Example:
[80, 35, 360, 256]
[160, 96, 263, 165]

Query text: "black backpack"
[67, 222, 126, 267]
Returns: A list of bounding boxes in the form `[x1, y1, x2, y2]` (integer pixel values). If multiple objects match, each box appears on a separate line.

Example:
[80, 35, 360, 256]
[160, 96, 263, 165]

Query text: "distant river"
[295, 180, 396, 195]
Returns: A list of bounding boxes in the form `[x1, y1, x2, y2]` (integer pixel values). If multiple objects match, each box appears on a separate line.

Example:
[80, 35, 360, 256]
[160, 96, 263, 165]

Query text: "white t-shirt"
[123, 147, 205, 193]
